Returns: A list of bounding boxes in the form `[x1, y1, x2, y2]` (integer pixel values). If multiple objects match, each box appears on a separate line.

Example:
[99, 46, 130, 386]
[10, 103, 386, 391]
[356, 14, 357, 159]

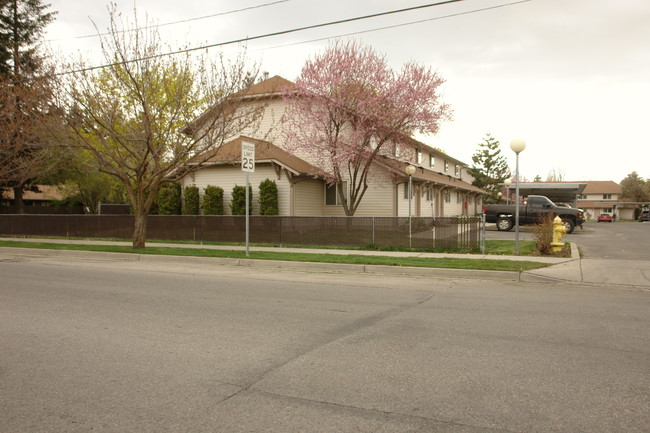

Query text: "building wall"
[182, 164, 291, 215]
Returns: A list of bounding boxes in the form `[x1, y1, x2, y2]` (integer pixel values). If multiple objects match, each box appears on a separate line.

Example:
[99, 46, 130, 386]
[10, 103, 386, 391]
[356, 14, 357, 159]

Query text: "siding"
[182, 164, 291, 215]
[294, 179, 323, 216]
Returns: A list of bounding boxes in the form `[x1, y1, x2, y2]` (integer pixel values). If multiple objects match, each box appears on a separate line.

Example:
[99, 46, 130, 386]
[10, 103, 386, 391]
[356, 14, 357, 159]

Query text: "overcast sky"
[43, 0, 650, 183]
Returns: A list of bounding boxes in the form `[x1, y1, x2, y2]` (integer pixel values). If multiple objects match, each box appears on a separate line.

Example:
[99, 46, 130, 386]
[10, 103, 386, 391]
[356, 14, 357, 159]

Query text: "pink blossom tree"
[282, 40, 451, 216]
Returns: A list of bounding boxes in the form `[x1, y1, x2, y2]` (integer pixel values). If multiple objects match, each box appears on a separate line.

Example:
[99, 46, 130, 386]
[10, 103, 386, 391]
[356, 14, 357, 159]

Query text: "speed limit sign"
[241, 142, 255, 173]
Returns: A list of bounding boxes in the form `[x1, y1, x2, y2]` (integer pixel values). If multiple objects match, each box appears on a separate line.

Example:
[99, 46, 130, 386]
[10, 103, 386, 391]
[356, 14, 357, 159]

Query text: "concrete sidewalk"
[2, 237, 649, 289]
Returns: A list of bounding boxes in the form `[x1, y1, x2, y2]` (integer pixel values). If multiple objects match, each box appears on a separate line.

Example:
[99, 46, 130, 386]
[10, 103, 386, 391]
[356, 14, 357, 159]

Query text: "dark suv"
[640, 210, 650, 222]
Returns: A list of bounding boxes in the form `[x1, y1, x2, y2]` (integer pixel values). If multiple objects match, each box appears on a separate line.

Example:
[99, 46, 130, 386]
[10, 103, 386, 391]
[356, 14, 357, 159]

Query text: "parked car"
[640, 211, 650, 222]
[597, 213, 612, 222]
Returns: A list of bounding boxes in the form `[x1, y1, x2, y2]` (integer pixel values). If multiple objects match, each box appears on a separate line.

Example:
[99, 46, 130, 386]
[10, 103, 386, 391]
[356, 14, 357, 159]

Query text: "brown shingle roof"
[578, 181, 622, 194]
[193, 136, 323, 176]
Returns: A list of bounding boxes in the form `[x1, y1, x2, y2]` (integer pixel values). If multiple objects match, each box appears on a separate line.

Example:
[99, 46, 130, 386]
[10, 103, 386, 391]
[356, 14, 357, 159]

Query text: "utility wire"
[45, 0, 290, 42]
[258, 0, 531, 52]
[57, 0, 531, 76]
[58, 0, 466, 75]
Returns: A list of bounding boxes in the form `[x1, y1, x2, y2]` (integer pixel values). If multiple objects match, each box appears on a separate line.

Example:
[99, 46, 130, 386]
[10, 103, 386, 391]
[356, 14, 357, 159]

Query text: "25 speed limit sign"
[241, 142, 255, 173]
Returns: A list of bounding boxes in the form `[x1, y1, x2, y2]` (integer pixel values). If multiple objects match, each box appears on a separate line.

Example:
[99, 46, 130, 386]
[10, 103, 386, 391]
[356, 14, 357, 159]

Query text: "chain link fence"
[0, 214, 481, 251]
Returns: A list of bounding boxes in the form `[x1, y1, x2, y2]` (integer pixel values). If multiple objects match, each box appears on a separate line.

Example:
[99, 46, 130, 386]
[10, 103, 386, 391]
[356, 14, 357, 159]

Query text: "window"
[604, 208, 613, 213]
[444, 160, 449, 172]
[416, 149, 422, 165]
[603, 194, 612, 199]
[426, 188, 434, 202]
[457, 191, 462, 203]
[445, 191, 451, 203]
[455, 164, 460, 176]
[403, 183, 413, 199]
[429, 153, 435, 167]
[578, 194, 587, 199]
[325, 182, 347, 206]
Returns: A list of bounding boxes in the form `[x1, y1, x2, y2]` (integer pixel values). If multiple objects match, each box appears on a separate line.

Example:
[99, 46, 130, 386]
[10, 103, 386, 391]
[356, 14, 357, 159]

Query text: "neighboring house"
[575, 181, 634, 220]
[0, 185, 64, 208]
[180, 75, 486, 217]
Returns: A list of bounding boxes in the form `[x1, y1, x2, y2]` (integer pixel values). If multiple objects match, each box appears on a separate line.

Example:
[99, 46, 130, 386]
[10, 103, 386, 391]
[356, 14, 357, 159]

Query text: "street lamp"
[510, 138, 526, 254]
[504, 178, 512, 205]
[405, 164, 416, 247]
[497, 192, 503, 202]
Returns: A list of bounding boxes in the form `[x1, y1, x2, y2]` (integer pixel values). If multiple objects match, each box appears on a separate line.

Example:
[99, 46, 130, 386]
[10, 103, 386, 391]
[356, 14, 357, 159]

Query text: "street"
[1, 254, 649, 432]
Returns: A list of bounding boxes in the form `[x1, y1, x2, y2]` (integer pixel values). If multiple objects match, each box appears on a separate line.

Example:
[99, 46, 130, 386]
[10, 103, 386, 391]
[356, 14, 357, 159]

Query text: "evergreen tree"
[201, 185, 224, 215]
[183, 185, 200, 215]
[467, 134, 510, 203]
[258, 179, 279, 215]
[0, 0, 58, 213]
[0, 0, 56, 76]
[230, 185, 252, 216]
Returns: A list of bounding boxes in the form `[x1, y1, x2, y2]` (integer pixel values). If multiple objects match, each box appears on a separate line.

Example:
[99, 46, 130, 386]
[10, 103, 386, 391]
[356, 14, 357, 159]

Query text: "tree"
[155, 182, 181, 215]
[201, 185, 224, 215]
[230, 184, 252, 216]
[183, 185, 200, 215]
[620, 171, 649, 201]
[467, 133, 510, 203]
[0, 0, 59, 213]
[258, 178, 278, 215]
[546, 168, 566, 182]
[282, 40, 450, 216]
[533, 175, 542, 182]
[56, 5, 261, 248]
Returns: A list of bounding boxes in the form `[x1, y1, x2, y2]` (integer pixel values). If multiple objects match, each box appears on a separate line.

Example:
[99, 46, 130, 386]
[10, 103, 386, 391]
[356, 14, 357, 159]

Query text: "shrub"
[155, 182, 182, 215]
[258, 179, 279, 215]
[202, 185, 224, 215]
[230, 184, 253, 216]
[183, 185, 200, 215]
[532, 212, 555, 255]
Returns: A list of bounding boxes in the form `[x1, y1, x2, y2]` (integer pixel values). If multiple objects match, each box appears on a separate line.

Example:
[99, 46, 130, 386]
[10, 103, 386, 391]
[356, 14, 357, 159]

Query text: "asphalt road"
[487, 221, 650, 260]
[1, 255, 649, 432]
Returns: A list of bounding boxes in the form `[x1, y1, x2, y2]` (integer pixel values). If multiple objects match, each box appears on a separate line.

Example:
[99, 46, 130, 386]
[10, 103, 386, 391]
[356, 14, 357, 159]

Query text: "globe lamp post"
[405, 164, 417, 247]
[510, 138, 526, 254]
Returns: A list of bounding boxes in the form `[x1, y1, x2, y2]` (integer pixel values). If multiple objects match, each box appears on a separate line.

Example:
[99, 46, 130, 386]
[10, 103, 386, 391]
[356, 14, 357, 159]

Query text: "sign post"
[241, 142, 255, 256]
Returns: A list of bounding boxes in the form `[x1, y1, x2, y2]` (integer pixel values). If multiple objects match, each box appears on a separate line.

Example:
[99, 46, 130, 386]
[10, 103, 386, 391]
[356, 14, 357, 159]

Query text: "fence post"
[481, 213, 486, 254]
[372, 217, 375, 246]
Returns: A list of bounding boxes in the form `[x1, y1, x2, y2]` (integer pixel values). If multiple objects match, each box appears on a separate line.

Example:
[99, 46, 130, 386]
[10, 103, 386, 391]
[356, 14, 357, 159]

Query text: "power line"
[45, 0, 290, 42]
[56, 0, 531, 76]
[58, 0, 466, 75]
[258, 0, 532, 52]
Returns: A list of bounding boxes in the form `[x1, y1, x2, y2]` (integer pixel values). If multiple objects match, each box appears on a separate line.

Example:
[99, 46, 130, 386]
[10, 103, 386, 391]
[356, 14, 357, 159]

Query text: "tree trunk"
[132, 209, 147, 249]
[14, 186, 25, 214]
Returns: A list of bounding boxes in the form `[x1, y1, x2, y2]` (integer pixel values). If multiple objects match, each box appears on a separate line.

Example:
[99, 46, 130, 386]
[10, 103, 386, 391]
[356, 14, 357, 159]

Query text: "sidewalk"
[2, 237, 648, 289]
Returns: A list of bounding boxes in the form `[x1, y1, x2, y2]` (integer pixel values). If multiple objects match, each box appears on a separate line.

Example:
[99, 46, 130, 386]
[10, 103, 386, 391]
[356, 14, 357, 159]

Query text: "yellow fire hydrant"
[550, 216, 566, 253]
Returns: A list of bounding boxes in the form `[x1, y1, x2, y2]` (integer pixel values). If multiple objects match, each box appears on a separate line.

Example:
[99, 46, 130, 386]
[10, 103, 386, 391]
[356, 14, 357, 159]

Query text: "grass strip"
[0, 240, 548, 272]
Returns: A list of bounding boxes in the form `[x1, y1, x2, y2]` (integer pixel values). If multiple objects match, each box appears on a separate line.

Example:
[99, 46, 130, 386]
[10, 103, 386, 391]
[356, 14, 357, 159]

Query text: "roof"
[236, 75, 294, 99]
[2, 185, 65, 201]
[191, 136, 322, 176]
[578, 181, 622, 194]
[505, 182, 587, 203]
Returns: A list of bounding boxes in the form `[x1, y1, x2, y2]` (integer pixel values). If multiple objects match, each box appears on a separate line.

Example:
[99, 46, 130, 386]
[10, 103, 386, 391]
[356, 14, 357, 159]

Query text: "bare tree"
[56, 6, 262, 248]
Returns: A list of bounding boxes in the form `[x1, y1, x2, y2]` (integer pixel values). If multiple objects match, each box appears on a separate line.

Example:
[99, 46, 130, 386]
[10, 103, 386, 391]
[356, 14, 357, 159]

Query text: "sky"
[42, 0, 650, 183]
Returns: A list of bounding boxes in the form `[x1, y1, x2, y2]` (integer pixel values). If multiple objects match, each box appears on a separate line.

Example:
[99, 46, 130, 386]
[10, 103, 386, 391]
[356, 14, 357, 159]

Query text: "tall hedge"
[258, 179, 279, 215]
[230, 184, 253, 216]
[202, 185, 224, 215]
[155, 182, 182, 215]
[183, 185, 200, 215]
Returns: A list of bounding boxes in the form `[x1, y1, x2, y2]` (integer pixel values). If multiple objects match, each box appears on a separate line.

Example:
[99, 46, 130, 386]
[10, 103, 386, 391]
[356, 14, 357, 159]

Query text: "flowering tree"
[282, 40, 451, 216]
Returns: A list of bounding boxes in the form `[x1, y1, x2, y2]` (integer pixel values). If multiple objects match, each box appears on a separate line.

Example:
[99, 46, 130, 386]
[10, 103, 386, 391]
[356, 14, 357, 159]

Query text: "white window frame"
[325, 182, 348, 206]
[444, 160, 449, 172]
[429, 153, 435, 167]
[416, 149, 423, 165]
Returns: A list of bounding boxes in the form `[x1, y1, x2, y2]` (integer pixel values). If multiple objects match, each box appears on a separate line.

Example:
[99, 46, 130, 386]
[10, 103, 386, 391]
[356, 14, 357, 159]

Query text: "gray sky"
[44, 0, 650, 183]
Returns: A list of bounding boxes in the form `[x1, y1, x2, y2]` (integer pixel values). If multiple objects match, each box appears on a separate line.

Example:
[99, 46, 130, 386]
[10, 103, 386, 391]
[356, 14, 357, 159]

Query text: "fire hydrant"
[550, 216, 566, 253]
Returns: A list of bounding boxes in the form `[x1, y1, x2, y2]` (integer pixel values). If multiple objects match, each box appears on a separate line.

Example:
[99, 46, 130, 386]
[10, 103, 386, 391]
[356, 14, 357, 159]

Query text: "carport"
[505, 182, 587, 207]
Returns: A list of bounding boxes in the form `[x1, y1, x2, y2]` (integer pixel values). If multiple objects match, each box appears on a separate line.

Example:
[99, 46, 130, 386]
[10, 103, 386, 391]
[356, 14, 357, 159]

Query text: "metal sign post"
[241, 142, 255, 256]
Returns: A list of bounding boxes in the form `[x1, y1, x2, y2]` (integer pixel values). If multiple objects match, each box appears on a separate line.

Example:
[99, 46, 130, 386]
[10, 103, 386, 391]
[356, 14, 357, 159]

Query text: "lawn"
[0, 239, 548, 272]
